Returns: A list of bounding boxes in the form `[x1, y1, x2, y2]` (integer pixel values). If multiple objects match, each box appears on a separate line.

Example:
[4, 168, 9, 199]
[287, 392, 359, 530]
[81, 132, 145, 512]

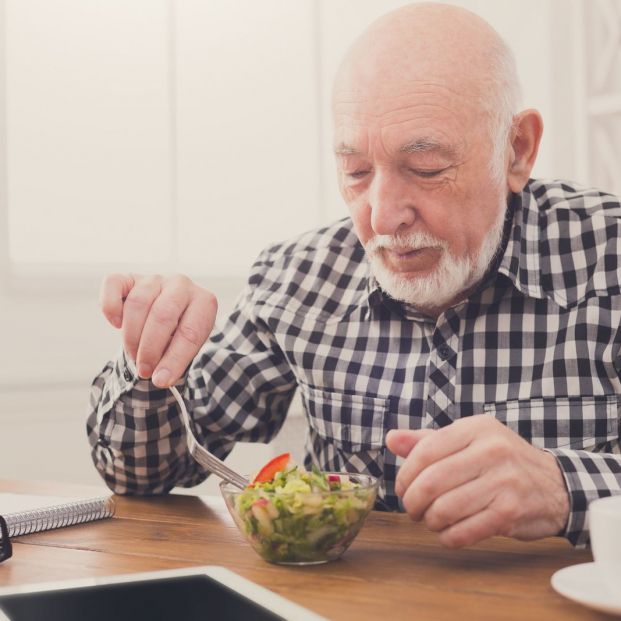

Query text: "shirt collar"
[497, 182, 549, 303]
[365, 273, 434, 322]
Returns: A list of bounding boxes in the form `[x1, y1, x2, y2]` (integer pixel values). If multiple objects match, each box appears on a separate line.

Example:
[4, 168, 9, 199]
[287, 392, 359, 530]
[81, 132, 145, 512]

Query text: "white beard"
[364, 201, 507, 311]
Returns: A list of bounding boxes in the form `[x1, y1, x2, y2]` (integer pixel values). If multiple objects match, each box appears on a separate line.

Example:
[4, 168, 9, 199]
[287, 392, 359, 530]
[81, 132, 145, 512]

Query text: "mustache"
[365, 233, 448, 254]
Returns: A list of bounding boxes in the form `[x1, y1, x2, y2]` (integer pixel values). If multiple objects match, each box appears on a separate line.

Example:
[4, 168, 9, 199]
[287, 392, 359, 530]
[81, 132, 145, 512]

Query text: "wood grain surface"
[0, 479, 609, 621]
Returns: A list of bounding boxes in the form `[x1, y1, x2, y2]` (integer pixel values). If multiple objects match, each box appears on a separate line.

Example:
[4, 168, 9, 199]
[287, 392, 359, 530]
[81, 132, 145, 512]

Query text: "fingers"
[385, 428, 434, 458]
[135, 276, 192, 378]
[151, 290, 218, 387]
[132, 276, 217, 386]
[122, 275, 164, 365]
[99, 272, 218, 386]
[433, 482, 528, 547]
[394, 422, 473, 498]
[400, 444, 483, 520]
[99, 273, 136, 329]
[437, 507, 500, 549]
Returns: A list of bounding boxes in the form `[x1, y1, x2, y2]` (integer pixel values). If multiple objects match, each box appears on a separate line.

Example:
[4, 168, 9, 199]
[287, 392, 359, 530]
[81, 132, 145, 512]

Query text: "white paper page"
[0, 493, 85, 515]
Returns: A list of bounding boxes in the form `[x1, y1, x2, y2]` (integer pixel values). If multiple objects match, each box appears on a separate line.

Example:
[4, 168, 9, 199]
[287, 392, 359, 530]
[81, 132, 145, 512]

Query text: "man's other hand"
[99, 274, 217, 387]
[386, 415, 570, 547]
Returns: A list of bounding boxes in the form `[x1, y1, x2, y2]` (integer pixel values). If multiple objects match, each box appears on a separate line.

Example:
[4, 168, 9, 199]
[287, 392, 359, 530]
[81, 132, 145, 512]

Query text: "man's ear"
[506, 109, 543, 193]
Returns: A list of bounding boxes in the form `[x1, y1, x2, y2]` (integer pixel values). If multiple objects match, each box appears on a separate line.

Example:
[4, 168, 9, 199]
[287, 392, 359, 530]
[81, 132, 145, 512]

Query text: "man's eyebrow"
[333, 140, 458, 157]
[399, 139, 458, 158]
[334, 143, 360, 156]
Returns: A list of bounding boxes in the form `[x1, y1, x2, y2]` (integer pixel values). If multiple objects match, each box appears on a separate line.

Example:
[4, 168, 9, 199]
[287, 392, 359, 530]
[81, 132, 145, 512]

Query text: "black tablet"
[0, 566, 325, 621]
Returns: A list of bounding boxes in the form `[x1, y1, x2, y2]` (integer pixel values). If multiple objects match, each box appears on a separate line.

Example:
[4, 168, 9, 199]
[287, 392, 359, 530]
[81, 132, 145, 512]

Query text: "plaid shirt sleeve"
[86, 249, 298, 494]
[547, 446, 621, 547]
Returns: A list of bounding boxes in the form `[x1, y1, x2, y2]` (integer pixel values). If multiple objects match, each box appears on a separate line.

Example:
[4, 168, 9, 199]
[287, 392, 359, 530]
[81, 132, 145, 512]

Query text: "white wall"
[0, 0, 610, 494]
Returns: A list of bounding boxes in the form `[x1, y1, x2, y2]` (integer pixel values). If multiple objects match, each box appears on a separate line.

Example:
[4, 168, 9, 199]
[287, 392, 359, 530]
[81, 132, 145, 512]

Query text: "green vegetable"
[232, 466, 376, 564]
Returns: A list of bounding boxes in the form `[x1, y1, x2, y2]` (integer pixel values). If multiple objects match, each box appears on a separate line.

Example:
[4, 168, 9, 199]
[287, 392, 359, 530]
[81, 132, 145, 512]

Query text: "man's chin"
[370, 259, 469, 309]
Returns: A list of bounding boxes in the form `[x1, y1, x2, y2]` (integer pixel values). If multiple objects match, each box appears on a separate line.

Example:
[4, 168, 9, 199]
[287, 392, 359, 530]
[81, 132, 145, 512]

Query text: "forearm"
[87, 338, 296, 494]
[86, 354, 217, 494]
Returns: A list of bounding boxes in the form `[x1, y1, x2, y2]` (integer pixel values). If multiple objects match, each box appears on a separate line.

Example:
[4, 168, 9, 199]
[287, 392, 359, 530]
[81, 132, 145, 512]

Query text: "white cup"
[589, 495, 621, 600]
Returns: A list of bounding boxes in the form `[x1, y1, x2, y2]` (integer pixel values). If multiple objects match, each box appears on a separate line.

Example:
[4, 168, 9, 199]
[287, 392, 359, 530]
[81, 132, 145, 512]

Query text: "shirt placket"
[423, 313, 460, 429]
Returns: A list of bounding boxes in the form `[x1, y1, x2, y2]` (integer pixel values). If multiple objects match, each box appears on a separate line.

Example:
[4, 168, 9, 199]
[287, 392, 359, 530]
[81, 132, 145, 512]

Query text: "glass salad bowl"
[220, 470, 378, 565]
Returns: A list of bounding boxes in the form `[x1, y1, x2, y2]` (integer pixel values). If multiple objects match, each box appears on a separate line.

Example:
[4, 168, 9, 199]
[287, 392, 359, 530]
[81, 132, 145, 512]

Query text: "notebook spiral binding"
[4, 498, 114, 537]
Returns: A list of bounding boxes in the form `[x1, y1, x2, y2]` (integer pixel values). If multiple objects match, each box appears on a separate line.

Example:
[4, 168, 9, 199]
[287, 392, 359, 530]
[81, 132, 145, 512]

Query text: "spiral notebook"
[0, 493, 115, 538]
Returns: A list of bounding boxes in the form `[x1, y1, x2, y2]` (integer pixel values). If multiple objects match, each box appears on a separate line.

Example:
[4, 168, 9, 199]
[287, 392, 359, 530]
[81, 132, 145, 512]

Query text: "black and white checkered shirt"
[87, 178, 621, 546]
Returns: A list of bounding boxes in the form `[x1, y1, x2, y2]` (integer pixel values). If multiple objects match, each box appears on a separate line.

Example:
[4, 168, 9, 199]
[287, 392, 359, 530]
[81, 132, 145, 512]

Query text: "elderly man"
[88, 3, 621, 548]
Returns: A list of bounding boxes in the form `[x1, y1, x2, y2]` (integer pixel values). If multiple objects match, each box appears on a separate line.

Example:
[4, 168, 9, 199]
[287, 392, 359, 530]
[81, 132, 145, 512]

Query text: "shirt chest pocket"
[298, 382, 388, 453]
[482, 395, 619, 449]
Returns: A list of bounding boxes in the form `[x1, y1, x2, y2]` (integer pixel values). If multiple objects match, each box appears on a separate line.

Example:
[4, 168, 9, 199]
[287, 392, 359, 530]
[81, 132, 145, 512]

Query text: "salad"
[228, 453, 377, 564]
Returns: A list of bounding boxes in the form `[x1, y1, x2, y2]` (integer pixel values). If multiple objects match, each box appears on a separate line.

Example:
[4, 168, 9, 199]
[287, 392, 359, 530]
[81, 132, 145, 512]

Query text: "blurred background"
[0, 0, 619, 495]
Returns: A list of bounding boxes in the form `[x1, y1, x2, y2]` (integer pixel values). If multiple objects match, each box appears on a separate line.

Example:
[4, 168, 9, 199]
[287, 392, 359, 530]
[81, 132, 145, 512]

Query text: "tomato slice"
[252, 452, 291, 484]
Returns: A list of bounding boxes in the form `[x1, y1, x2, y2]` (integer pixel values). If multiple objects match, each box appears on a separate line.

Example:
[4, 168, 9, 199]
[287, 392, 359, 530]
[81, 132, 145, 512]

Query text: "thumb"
[385, 428, 435, 458]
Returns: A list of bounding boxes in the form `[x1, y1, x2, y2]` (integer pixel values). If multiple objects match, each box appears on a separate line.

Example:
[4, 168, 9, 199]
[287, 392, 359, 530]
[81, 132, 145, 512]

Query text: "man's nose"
[368, 171, 416, 236]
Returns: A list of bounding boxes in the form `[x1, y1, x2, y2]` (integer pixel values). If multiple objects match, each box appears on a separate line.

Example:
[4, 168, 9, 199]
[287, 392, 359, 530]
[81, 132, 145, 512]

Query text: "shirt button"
[438, 344, 451, 360]
[123, 367, 133, 382]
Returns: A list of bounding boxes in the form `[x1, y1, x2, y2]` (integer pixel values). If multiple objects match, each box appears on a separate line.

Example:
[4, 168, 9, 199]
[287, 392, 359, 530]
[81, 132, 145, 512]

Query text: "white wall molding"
[579, 0, 621, 195]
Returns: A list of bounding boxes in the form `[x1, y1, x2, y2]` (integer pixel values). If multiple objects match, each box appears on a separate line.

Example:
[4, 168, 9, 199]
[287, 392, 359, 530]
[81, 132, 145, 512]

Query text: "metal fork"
[169, 386, 249, 490]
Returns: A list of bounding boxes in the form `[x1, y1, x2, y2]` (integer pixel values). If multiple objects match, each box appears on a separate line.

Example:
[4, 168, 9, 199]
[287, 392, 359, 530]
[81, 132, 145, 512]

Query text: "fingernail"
[113, 315, 123, 327]
[137, 363, 152, 379]
[152, 368, 171, 387]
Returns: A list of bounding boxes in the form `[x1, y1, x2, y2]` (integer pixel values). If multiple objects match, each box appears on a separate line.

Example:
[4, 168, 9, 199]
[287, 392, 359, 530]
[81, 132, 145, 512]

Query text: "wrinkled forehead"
[332, 78, 483, 156]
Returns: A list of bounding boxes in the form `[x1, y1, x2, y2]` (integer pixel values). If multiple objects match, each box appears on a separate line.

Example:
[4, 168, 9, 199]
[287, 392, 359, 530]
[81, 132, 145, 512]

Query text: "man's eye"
[346, 170, 370, 179]
[410, 168, 447, 178]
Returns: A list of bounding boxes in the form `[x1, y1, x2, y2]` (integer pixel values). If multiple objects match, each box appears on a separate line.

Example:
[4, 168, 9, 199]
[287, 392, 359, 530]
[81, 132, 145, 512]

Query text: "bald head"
[333, 3, 521, 178]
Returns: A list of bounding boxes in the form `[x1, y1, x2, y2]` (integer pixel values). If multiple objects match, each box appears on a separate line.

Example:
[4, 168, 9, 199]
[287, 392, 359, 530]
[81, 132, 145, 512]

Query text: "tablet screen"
[0, 574, 285, 621]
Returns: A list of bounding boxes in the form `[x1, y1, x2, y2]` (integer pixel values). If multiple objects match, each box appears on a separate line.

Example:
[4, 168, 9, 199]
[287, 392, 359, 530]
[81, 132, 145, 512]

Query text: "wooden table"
[0, 479, 609, 620]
